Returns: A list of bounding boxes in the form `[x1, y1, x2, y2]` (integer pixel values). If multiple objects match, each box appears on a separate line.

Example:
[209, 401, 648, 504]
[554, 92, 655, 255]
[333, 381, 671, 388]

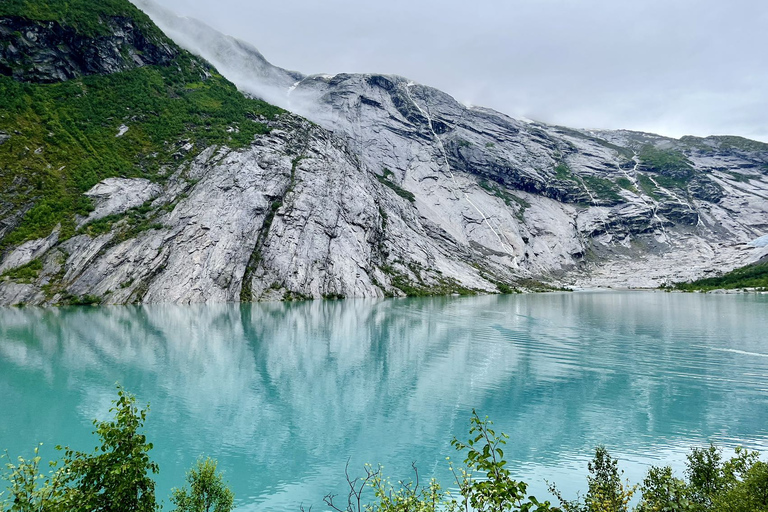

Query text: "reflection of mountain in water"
[1, 293, 768, 509]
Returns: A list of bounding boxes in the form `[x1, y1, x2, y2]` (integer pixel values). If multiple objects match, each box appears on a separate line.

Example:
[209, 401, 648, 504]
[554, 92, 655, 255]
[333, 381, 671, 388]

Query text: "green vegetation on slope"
[0, 0, 164, 37]
[673, 258, 768, 291]
[0, 52, 282, 249]
[581, 175, 624, 203]
[638, 145, 694, 181]
[376, 168, 415, 202]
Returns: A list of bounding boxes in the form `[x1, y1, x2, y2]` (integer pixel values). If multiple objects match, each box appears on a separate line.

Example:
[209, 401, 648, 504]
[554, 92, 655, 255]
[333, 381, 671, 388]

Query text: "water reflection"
[1, 292, 767, 509]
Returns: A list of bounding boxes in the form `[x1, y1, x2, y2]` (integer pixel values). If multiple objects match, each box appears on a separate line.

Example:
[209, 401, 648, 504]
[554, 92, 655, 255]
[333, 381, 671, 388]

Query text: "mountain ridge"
[0, 0, 766, 305]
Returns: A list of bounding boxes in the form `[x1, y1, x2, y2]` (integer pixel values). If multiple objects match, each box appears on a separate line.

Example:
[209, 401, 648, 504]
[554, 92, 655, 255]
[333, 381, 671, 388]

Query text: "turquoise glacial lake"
[1, 292, 767, 509]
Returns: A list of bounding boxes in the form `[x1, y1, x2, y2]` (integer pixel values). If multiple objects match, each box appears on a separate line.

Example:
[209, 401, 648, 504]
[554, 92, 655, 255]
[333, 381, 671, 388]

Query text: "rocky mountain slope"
[1, 0, 767, 305]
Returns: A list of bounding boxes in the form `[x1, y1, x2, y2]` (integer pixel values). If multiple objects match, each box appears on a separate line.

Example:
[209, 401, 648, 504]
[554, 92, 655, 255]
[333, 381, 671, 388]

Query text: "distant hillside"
[673, 256, 768, 291]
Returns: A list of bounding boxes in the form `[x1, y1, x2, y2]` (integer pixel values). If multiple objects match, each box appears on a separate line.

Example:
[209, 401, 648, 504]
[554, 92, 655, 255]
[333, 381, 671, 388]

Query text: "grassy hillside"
[673, 258, 768, 291]
[0, 0, 283, 250]
[0, 0, 163, 37]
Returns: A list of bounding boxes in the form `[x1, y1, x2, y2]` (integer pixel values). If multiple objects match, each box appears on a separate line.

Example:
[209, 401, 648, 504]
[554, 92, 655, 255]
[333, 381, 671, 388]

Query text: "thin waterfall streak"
[404, 82, 512, 254]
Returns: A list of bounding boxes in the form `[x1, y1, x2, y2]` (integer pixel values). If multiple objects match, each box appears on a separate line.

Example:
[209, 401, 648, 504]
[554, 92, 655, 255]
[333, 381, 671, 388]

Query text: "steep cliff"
[1, 0, 767, 305]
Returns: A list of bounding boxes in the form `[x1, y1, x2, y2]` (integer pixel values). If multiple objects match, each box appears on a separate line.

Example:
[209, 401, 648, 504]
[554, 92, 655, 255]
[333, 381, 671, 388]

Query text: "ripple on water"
[0, 292, 767, 509]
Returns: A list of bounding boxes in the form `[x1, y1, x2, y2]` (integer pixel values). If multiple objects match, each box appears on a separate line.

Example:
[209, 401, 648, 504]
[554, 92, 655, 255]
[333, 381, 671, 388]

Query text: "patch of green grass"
[726, 171, 753, 183]
[708, 135, 768, 153]
[581, 175, 623, 203]
[77, 200, 165, 239]
[1, 258, 43, 283]
[615, 177, 638, 193]
[382, 263, 478, 297]
[0, 52, 282, 249]
[553, 162, 574, 180]
[553, 126, 635, 159]
[673, 260, 768, 291]
[494, 282, 518, 294]
[0, 0, 166, 38]
[377, 168, 415, 203]
[58, 292, 102, 305]
[638, 145, 694, 180]
[653, 174, 689, 190]
[636, 173, 662, 200]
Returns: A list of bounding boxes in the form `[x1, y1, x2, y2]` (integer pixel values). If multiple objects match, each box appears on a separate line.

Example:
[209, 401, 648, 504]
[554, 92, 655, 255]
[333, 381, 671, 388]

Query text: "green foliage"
[171, 457, 234, 512]
[0, 0, 165, 38]
[58, 386, 159, 511]
[550, 446, 636, 512]
[673, 259, 768, 291]
[615, 177, 637, 193]
[0, 387, 161, 511]
[637, 466, 692, 512]
[58, 293, 102, 306]
[580, 176, 624, 203]
[637, 445, 768, 512]
[707, 135, 768, 153]
[1, 259, 43, 283]
[652, 174, 688, 191]
[552, 126, 635, 159]
[725, 171, 753, 183]
[637, 146, 693, 180]
[1, 387, 240, 512]
[382, 263, 478, 297]
[377, 169, 416, 203]
[450, 411, 554, 512]
[636, 174, 662, 200]
[0, 48, 281, 249]
[1, 444, 68, 512]
[77, 200, 165, 239]
[363, 464, 451, 512]
[554, 162, 574, 181]
[584, 447, 636, 512]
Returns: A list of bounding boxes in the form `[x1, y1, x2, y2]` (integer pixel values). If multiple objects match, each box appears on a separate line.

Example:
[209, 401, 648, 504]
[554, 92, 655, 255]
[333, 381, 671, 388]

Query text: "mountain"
[0, 0, 767, 305]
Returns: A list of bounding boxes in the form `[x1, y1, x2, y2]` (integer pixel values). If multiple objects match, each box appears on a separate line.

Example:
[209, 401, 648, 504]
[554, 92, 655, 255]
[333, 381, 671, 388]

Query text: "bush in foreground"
[328, 411, 768, 512]
[2, 394, 767, 512]
[0, 386, 233, 512]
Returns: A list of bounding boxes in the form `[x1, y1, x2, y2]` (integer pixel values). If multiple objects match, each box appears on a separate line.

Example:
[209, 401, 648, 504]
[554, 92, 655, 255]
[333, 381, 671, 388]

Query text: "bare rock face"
[82, 178, 162, 225]
[1, 7, 767, 305]
[0, 15, 176, 83]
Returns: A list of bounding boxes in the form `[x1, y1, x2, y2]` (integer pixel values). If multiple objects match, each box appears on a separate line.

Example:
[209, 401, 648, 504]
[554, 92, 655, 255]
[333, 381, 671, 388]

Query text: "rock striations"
[0, 0, 767, 305]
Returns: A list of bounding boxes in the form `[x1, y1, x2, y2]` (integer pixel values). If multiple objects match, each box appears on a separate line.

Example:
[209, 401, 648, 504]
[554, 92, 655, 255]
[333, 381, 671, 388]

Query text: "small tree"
[171, 457, 235, 512]
[584, 446, 635, 512]
[59, 386, 159, 512]
[450, 410, 554, 512]
[1, 444, 68, 512]
[550, 446, 635, 512]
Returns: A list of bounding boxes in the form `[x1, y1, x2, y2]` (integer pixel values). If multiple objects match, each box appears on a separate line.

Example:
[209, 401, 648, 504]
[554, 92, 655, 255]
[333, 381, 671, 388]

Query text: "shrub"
[171, 457, 235, 512]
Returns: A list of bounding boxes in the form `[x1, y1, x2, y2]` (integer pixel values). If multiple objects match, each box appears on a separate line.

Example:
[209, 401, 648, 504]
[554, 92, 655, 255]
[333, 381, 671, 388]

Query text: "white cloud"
[145, 0, 768, 142]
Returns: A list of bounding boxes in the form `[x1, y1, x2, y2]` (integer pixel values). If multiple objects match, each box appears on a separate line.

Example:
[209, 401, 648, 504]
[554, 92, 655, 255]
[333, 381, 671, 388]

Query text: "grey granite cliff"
[1, 3, 767, 305]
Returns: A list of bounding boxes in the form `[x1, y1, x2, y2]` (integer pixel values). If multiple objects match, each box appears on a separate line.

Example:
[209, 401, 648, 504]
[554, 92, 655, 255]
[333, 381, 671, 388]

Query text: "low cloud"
[139, 0, 768, 142]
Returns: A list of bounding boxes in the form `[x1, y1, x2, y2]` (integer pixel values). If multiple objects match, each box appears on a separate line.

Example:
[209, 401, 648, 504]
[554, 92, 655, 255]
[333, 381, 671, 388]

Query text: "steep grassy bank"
[0, 0, 282, 250]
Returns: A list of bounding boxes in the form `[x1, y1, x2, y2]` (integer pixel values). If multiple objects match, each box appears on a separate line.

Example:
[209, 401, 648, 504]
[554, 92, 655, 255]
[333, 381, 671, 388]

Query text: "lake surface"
[1, 292, 767, 510]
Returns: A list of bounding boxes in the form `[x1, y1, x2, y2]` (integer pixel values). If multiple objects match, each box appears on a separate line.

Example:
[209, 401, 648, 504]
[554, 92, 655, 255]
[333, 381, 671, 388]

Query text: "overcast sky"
[150, 0, 768, 142]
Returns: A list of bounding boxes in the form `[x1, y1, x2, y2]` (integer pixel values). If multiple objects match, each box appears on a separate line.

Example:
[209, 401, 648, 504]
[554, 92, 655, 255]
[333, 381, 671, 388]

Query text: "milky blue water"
[1, 292, 767, 510]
